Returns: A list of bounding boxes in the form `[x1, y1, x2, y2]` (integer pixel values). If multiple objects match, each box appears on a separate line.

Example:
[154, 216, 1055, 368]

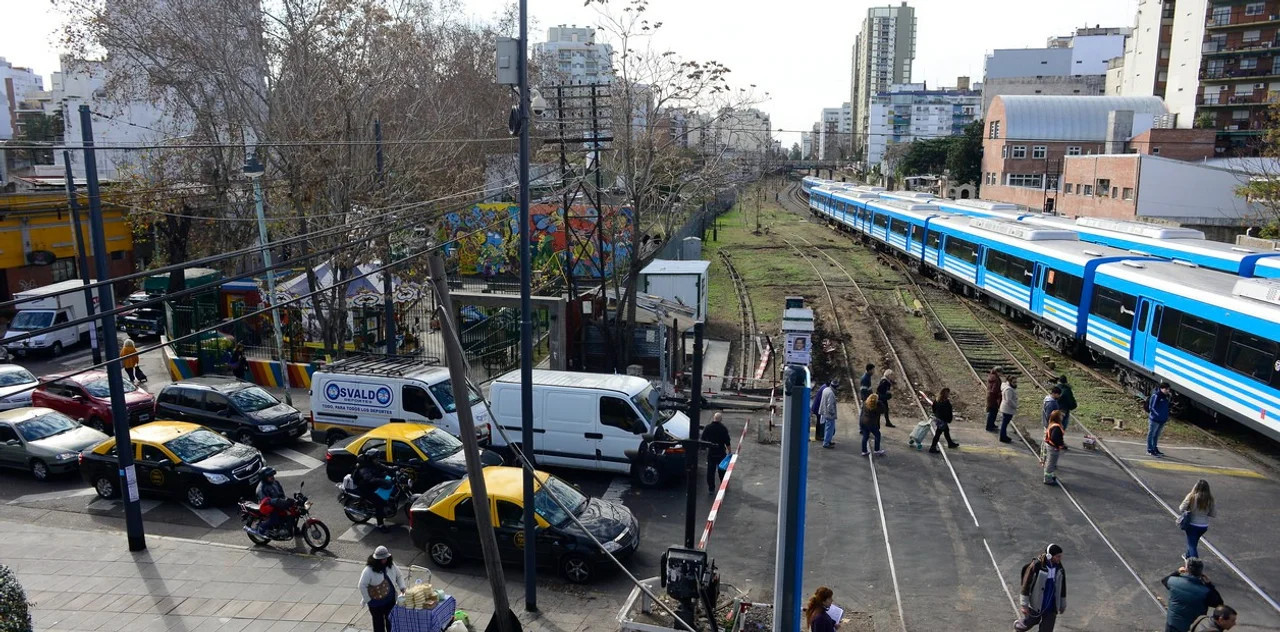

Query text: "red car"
[32, 371, 155, 434]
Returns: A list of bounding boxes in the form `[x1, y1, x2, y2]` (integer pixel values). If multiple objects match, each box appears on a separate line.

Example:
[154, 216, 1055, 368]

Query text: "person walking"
[876, 369, 897, 428]
[819, 380, 839, 449]
[1043, 411, 1068, 486]
[811, 379, 828, 442]
[1015, 544, 1067, 632]
[986, 367, 1003, 432]
[1056, 376, 1077, 432]
[358, 545, 406, 632]
[804, 586, 839, 632]
[1162, 558, 1224, 632]
[1041, 387, 1062, 428]
[120, 339, 147, 384]
[1148, 382, 1173, 457]
[859, 393, 885, 456]
[859, 363, 875, 403]
[703, 412, 732, 494]
[1190, 606, 1238, 631]
[1179, 479, 1216, 561]
[229, 343, 248, 381]
[928, 387, 960, 453]
[999, 375, 1020, 444]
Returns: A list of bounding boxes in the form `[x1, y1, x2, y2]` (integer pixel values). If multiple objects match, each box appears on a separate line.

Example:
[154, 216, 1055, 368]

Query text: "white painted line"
[184, 504, 231, 528]
[1107, 439, 1218, 452]
[7, 488, 98, 504]
[273, 469, 312, 478]
[339, 523, 376, 542]
[87, 498, 162, 513]
[866, 452, 907, 632]
[984, 538, 1019, 617]
[601, 477, 628, 505]
[273, 447, 324, 470]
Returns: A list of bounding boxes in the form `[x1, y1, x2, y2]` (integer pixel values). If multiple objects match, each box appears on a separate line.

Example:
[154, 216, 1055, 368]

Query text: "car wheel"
[428, 540, 460, 568]
[633, 462, 663, 488]
[51, 341, 63, 356]
[559, 554, 594, 584]
[233, 429, 255, 446]
[94, 475, 119, 499]
[29, 459, 49, 481]
[185, 485, 209, 509]
[87, 417, 108, 433]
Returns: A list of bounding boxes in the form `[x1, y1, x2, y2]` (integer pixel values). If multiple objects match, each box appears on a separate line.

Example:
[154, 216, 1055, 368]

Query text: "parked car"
[325, 423, 504, 492]
[32, 371, 154, 433]
[80, 421, 264, 508]
[409, 466, 639, 584]
[0, 407, 109, 480]
[0, 365, 39, 411]
[154, 378, 305, 446]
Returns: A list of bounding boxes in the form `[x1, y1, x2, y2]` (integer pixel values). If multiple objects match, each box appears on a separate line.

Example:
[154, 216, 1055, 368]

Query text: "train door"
[1030, 264, 1046, 314]
[1129, 298, 1163, 367]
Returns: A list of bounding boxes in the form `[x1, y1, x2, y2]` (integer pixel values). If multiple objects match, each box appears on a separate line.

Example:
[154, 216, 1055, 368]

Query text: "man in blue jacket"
[1148, 382, 1172, 457]
[1162, 558, 1223, 632]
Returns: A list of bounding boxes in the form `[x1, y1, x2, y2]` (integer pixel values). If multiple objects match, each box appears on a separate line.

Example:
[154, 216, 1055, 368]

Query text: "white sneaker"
[874, 450, 886, 456]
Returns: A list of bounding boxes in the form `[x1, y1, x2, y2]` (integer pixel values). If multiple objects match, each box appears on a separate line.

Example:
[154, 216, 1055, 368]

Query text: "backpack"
[1059, 387, 1077, 412]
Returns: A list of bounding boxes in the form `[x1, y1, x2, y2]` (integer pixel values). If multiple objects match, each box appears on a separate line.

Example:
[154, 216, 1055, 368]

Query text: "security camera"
[531, 89, 548, 117]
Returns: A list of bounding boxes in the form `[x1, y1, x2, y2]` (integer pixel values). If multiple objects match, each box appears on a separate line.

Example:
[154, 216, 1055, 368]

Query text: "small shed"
[639, 259, 710, 322]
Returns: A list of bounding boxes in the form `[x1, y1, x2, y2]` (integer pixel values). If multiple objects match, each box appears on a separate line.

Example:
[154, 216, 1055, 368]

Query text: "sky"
[8, 0, 1140, 146]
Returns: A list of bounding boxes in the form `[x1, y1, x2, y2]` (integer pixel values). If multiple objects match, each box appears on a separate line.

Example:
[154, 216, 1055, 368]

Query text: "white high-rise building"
[533, 25, 614, 84]
[982, 26, 1129, 113]
[866, 83, 981, 168]
[850, 2, 917, 161]
[1, 58, 45, 141]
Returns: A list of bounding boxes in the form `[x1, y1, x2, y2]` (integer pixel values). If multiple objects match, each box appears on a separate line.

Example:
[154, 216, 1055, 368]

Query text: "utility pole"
[244, 156, 293, 405]
[773, 364, 811, 632]
[683, 321, 704, 548]
[516, 0, 538, 611]
[376, 120, 395, 357]
[79, 105, 145, 551]
[62, 153, 101, 365]
[428, 256, 520, 632]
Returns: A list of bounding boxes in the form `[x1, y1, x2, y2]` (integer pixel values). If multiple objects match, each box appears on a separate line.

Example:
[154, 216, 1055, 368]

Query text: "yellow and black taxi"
[409, 466, 640, 584]
[324, 423, 504, 492]
[80, 421, 265, 508]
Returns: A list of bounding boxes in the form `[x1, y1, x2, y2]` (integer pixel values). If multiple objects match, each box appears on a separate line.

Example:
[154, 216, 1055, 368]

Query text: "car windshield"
[164, 429, 232, 463]
[0, 367, 36, 387]
[16, 411, 79, 442]
[229, 386, 278, 413]
[8, 311, 53, 331]
[532, 475, 588, 528]
[427, 380, 483, 414]
[633, 386, 669, 424]
[411, 428, 462, 460]
[84, 379, 138, 397]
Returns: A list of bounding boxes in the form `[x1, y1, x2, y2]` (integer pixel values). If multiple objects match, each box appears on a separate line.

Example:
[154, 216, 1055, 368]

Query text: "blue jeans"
[999, 413, 1014, 440]
[1060, 411, 1070, 433]
[860, 427, 881, 453]
[1147, 419, 1166, 453]
[986, 409, 998, 430]
[1185, 524, 1208, 559]
[822, 416, 836, 446]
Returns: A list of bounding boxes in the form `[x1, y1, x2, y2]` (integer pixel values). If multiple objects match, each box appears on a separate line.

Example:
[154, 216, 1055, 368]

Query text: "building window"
[1011, 146, 1027, 159]
[1236, 84, 1254, 96]
[1007, 173, 1044, 188]
[1245, 2, 1265, 16]
[1234, 109, 1251, 119]
[1152, 146, 1162, 155]
[1212, 5, 1231, 25]
[1064, 183, 1074, 194]
[1243, 30, 1262, 43]
[1096, 178, 1111, 195]
[989, 121, 1001, 139]
[1122, 187, 1135, 200]
[1157, 71, 1169, 82]
[1032, 145, 1047, 159]
[1159, 47, 1171, 60]
[1066, 146, 1082, 156]
[1082, 184, 1094, 195]
[50, 258, 77, 283]
[1002, 145, 1008, 158]
[1112, 187, 1119, 198]
[1242, 58, 1258, 70]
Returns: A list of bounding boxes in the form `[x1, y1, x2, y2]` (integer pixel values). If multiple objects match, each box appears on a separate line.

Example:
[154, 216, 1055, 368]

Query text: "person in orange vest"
[121, 339, 147, 384]
[1043, 410, 1067, 486]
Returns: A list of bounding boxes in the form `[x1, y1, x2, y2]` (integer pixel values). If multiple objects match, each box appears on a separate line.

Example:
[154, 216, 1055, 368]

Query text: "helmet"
[260, 466, 276, 478]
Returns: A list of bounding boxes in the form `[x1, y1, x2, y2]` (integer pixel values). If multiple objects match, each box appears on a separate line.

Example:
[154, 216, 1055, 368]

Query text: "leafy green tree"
[0, 564, 31, 632]
[898, 138, 950, 177]
[946, 119, 983, 189]
[1236, 102, 1280, 235]
[789, 142, 801, 160]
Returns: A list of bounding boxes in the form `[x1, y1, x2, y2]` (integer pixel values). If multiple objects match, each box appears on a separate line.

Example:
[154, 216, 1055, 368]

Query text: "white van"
[488, 369, 690, 475]
[309, 356, 491, 446]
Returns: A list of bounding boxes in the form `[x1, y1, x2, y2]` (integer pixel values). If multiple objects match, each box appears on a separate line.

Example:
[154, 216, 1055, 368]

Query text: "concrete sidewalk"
[1, 518, 594, 632]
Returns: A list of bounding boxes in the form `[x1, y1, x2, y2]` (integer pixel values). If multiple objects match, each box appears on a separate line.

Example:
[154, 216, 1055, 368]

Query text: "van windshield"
[633, 385, 670, 424]
[9, 311, 54, 331]
[427, 380, 483, 414]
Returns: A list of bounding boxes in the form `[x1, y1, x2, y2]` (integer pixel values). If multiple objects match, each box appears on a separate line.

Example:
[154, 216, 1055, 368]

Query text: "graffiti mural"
[437, 202, 633, 280]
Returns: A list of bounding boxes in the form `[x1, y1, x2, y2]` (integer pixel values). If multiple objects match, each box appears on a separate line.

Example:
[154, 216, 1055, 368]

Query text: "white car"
[0, 365, 38, 411]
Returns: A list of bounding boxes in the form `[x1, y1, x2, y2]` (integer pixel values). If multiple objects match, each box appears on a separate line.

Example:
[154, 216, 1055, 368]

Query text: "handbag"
[367, 570, 395, 606]
[717, 454, 732, 473]
[1176, 511, 1191, 530]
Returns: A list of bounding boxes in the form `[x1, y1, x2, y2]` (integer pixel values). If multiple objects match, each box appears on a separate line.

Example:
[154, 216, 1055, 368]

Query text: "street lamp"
[244, 155, 293, 405]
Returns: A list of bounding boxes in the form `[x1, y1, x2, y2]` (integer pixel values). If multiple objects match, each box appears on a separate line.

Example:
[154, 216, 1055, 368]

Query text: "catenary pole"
[79, 105, 146, 551]
[517, 0, 538, 612]
[377, 120, 395, 357]
[683, 322, 704, 548]
[62, 154, 101, 365]
[245, 157, 293, 405]
[772, 364, 811, 632]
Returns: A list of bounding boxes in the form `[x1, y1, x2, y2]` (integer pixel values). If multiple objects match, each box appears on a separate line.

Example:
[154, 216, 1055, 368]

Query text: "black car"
[409, 466, 639, 584]
[324, 423, 504, 493]
[120, 291, 165, 339]
[81, 421, 264, 508]
[154, 378, 306, 446]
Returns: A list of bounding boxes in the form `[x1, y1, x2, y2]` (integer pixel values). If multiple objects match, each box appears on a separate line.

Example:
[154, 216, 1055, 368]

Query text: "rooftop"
[994, 95, 1167, 141]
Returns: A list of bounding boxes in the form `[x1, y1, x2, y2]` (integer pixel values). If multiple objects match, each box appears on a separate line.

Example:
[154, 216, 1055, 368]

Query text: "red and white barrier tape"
[698, 418, 751, 550]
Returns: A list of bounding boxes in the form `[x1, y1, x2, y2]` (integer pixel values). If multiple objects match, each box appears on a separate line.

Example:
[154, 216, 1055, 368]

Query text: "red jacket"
[986, 373, 1002, 410]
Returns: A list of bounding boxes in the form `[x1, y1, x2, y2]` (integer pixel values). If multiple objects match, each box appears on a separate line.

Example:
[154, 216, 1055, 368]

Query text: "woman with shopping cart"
[359, 546, 407, 632]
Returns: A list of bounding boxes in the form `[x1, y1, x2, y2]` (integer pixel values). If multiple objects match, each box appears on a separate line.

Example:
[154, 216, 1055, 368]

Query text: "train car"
[801, 176, 832, 195]
[809, 186, 880, 234]
[878, 190, 938, 205]
[864, 199, 937, 256]
[1087, 262, 1280, 440]
[1255, 256, 1280, 279]
[927, 198, 1023, 219]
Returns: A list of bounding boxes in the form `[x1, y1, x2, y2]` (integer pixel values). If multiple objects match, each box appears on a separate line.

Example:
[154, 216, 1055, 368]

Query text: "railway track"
[718, 251, 758, 382]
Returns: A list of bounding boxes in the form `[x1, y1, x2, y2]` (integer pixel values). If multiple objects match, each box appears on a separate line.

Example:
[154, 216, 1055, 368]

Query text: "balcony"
[1197, 92, 1276, 106]
[1202, 38, 1280, 54]
[1207, 13, 1280, 29]
[1200, 66, 1280, 81]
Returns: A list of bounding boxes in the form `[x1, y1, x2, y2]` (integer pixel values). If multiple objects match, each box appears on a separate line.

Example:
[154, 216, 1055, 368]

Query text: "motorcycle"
[336, 467, 420, 524]
[238, 481, 331, 551]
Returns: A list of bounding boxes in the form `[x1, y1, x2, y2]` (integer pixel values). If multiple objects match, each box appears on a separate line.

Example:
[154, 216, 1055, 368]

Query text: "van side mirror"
[633, 420, 649, 435]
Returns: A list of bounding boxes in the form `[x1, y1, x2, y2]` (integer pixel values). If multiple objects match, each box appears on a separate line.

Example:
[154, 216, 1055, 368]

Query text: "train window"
[1090, 286, 1136, 329]
[1045, 270, 1081, 304]
[987, 251, 1032, 286]
[1160, 309, 1218, 360]
[986, 251, 1008, 278]
[944, 236, 979, 264]
[890, 219, 909, 237]
[926, 232, 941, 250]
[1225, 330, 1276, 384]
[873, 214, 888, 233]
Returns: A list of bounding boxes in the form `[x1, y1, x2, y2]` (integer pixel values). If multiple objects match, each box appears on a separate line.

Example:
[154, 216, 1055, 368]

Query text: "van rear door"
[597, 394, 646, 474]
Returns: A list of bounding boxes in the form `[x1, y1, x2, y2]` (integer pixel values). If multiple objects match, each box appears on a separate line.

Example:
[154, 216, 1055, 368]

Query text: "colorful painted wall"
[437, 202, 633, 280]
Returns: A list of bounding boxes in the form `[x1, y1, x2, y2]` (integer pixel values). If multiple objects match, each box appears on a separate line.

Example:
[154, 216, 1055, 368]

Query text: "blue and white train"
[800, 177, 1280, 441]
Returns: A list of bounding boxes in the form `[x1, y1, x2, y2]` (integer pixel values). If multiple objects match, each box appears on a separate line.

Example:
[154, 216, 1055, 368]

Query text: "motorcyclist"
[249, 467, 293, 536]
[353, 450, 396, 532]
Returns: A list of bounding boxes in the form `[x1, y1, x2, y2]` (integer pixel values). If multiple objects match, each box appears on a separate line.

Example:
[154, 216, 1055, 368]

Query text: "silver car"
[0, 407, 110, 480]
[0, 365, 37, 410]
